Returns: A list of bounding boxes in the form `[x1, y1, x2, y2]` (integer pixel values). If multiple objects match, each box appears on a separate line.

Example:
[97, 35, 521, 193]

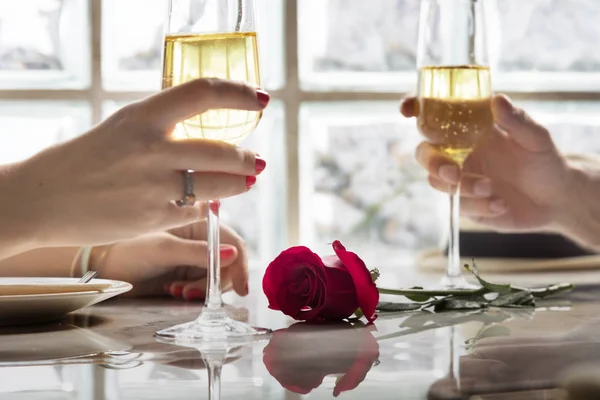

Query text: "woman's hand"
[93, 213, 249, 299]
[400, 94, 575, 234]
[0, 78, 269, 256]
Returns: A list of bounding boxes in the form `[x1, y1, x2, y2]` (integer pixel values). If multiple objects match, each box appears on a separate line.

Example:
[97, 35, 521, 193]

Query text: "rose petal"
[331, 241, 379, 323]
[332, 331, 380, 396]
[263, 247, 327, 314]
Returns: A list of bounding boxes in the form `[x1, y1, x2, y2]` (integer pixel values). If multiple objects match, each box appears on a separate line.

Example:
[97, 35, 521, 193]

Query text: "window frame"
[1, 0, 600, 247]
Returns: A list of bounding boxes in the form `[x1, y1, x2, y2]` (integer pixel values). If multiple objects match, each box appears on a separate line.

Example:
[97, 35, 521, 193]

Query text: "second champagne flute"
[156, 0, 270, 342]
[416, 0, 494, 288]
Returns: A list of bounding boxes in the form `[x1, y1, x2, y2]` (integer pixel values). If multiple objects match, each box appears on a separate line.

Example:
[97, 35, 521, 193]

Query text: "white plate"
[0, 277, 132, 326]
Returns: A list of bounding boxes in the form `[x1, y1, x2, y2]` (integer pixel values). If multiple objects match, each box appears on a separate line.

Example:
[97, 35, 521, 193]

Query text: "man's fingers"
[399, 96, 418, 118]
[139, 78, 269, 130]
[416, 142, 461, 184]
[492, 94, 554, 153]
[428, 174, 494, 198]
[461, 197, 508, 218]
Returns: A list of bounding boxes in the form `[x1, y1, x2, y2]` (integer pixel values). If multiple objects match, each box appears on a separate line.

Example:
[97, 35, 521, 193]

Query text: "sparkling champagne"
[162, 32, 261, 144]
[417, 65, 493, 165]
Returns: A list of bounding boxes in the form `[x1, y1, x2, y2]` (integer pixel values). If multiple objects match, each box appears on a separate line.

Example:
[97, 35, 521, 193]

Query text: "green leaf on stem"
[434, 296, 488, 312]
[354, 308, 364, 319]
[376, 302, 422, 313]
[403, 287, 434, 303]
[464, 260, 512, 294]
[370, 268, 381, 283]
[490, 291, 535, 308]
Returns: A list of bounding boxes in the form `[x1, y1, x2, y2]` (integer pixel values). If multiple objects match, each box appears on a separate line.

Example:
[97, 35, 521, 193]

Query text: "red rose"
[263, 322, 380, 397]
[262, 240, 379, 323]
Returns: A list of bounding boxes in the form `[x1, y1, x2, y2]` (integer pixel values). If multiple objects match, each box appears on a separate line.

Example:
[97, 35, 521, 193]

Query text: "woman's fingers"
[164, 139, 266, 176]
[139, 78, 269, 130]
[163, 170, 257, 203]
[156, 236, 239, 270]
[164, 219, 249, 298]
[168, 267, 235, 300]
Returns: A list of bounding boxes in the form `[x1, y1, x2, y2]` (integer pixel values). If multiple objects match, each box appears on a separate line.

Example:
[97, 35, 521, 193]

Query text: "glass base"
[439, 275, 480, 290]
[155, 314, 271, 344]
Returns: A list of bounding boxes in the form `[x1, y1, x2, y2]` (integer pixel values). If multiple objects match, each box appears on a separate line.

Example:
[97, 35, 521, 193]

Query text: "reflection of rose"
[262, 240, 379, 323]
[263, 322, 380, 397]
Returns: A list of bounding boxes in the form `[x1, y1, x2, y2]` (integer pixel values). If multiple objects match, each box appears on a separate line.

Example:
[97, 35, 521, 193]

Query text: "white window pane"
[103, 100, 286, 266]
[0, 0, 90, 89]
[0, 102, 90, 164]
[299, 0, 419, 91]
[300, 102, 447, 269]
[102, 0, 284, 92]
[489, 0, 600, 91]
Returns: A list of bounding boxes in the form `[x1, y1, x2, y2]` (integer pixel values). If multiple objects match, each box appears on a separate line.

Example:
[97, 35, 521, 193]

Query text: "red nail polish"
[246, 175, 257, 188]
[255, 157, 266, 174]
[209, 201, 220, 214]
[244, 282, 249, 295]
[171, 285, 183, 297]
[256, 89, 270, 108]
[220, 245, 236, 259]
[185, 288, 204, 301]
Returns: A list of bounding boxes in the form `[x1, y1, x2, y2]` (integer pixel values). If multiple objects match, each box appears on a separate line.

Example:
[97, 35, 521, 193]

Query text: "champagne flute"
[416, 0, 493, 288]
[156, 0, 270, 342]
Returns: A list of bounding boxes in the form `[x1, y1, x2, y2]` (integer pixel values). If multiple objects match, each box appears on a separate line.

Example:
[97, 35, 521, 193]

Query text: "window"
[2, 0, 599, 268]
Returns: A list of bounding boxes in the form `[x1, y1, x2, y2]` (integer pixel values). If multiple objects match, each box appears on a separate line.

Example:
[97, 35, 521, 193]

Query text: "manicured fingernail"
[171, 285, 183, 297]
[256, 89, 270, 108]
[220, 245, 236, 259]
[184, 288, 204, 301]
[209, 201, 220, 214]
[439, 165, 460, 184]
[490, 199, 508, 213]
[244, 282, 249, 295]
[255, 157, 266, 174]
[473, 179, 492, 197]
[246, 175, 257, 188]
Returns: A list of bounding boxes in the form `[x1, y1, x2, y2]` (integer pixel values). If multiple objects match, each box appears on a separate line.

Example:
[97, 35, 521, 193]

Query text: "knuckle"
[110, 102, 167, 157]
[237, 148, 256, 173]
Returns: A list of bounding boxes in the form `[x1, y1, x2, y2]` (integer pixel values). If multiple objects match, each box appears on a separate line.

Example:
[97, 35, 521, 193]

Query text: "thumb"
[492, 94, 555, 153]
[399, 96, 418, 118]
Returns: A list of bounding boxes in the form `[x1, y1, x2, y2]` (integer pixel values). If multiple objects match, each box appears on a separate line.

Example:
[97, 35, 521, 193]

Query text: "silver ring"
[176, 170, 196, 207]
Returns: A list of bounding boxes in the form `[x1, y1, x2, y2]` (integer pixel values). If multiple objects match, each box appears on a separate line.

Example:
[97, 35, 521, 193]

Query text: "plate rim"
[0, 277, 132, 300]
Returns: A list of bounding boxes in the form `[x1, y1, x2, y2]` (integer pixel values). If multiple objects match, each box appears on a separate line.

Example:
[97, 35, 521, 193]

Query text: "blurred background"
[3, 0, 600, 271]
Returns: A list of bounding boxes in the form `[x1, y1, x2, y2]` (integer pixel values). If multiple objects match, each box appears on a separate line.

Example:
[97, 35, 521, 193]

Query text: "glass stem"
[447, 182, 462, 280]
[204, 200, 223, 312]
[206, 355, 223, 400]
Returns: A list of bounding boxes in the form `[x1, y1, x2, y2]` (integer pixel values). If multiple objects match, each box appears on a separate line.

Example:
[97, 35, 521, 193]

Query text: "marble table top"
[1, 271, 600, 400]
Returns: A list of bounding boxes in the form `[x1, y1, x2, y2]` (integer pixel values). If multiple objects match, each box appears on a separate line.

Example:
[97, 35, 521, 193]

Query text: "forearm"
[0, 162, 40, 259]
[557, 158, 600, 251]
[0, 247, 79, 277]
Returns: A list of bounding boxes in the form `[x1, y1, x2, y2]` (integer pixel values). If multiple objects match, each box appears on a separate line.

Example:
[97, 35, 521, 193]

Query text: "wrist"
[89, 244, 115, 275]
[555, 159, 600, 251]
